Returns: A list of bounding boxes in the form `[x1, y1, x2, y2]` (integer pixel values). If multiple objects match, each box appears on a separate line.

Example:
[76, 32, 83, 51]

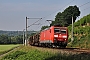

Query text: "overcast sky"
[0, 0, 90, 31]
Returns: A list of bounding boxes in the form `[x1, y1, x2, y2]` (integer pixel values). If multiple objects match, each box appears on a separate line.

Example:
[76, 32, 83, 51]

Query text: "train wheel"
[38, 43, 41, 47]
[47, 44, 52, 48]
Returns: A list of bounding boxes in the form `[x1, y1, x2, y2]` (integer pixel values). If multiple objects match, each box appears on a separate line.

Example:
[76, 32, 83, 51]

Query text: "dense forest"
[0, 31, 37, 44]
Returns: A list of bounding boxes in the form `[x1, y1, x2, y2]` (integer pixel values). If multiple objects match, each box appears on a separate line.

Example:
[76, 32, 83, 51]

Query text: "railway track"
[30, 45, 90, 55]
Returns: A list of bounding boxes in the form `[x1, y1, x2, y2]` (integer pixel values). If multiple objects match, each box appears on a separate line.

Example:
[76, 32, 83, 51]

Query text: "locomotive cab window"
[61, 30, 66, 34]
[54, 28, 60, 33]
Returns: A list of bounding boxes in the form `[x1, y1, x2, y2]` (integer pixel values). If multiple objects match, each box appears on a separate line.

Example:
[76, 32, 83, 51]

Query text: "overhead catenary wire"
[42, 0, 75, 19]
[34, 0, 76, 30]
[79, 1, 90, 7]
[79, 1, 90, 11]
[27, 18, 42, 28]
[28, 0, 90, 31]
[27, 0, 75, 28]
[76, 1, 90, 20]
[81, 6, 90, 11]
[36, 21, 48, 31]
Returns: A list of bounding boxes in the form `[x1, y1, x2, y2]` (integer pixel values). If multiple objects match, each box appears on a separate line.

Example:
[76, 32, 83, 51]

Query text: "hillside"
[67, 14, 90, 49]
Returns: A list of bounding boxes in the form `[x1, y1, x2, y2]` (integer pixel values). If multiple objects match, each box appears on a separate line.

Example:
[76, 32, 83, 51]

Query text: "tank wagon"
[28, 25, 68, 48]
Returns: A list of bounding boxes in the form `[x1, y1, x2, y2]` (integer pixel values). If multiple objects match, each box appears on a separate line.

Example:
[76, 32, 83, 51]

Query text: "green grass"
[1, 45, 90, 60]
[0, 44, 19, 55]
[0, 44, 19, 52]
[68, 26, 90, 49]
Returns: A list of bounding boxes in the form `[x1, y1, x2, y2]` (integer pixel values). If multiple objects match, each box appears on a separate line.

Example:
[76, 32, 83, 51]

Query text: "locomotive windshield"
[61, 30, 66, 34]
[54, 28, 66, 34]
[54, 28, 60, 33]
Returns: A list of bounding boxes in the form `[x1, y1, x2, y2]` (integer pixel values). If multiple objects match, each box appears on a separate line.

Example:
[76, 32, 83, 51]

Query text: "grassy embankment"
[67, 14, 90, 49]
[1, 45, 90, 60]
[0, 44, 19, 55]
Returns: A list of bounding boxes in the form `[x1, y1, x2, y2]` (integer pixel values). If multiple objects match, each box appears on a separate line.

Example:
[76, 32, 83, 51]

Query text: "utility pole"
[71, 16, 74, 42]
[23, 29, 25, 45]
[25, 17, 42, 46]
[25, 17, 28, 46]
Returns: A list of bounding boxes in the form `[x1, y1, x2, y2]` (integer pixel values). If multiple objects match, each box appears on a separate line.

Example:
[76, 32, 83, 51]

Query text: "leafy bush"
[17, 49, 53, 60]
[2, 51, 26, 60]
[74, 20, 80, 27]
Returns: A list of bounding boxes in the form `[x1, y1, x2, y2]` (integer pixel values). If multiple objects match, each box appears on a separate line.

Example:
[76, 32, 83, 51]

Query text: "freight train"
[28, 25, 68, 48]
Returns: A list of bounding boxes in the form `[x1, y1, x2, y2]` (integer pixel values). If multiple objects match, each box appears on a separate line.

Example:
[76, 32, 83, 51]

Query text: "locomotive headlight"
[62, 36, 67, 38]
[54, 35, 58, 37]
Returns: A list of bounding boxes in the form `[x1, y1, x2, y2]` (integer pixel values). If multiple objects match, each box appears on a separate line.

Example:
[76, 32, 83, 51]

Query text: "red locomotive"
[28, 25, 68, 48]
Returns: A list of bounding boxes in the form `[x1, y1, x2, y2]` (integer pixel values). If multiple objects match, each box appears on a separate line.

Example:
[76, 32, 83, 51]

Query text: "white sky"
[0, 0, 90, 31]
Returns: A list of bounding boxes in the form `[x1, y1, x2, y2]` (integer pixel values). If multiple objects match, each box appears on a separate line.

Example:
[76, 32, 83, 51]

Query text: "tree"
[11, 35, 23, 44]
[0, 35, 10, 44]
[51, 5, 80, 26]
[16, 35, 23, 44]
[40, 26, 49, 31]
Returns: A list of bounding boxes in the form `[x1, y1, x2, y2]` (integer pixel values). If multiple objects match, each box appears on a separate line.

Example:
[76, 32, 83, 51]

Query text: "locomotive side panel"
[40, 26, 54, 43]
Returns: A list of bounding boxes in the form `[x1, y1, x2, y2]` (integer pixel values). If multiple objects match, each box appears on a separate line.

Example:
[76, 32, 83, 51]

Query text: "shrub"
[2, 51, 26, 60]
